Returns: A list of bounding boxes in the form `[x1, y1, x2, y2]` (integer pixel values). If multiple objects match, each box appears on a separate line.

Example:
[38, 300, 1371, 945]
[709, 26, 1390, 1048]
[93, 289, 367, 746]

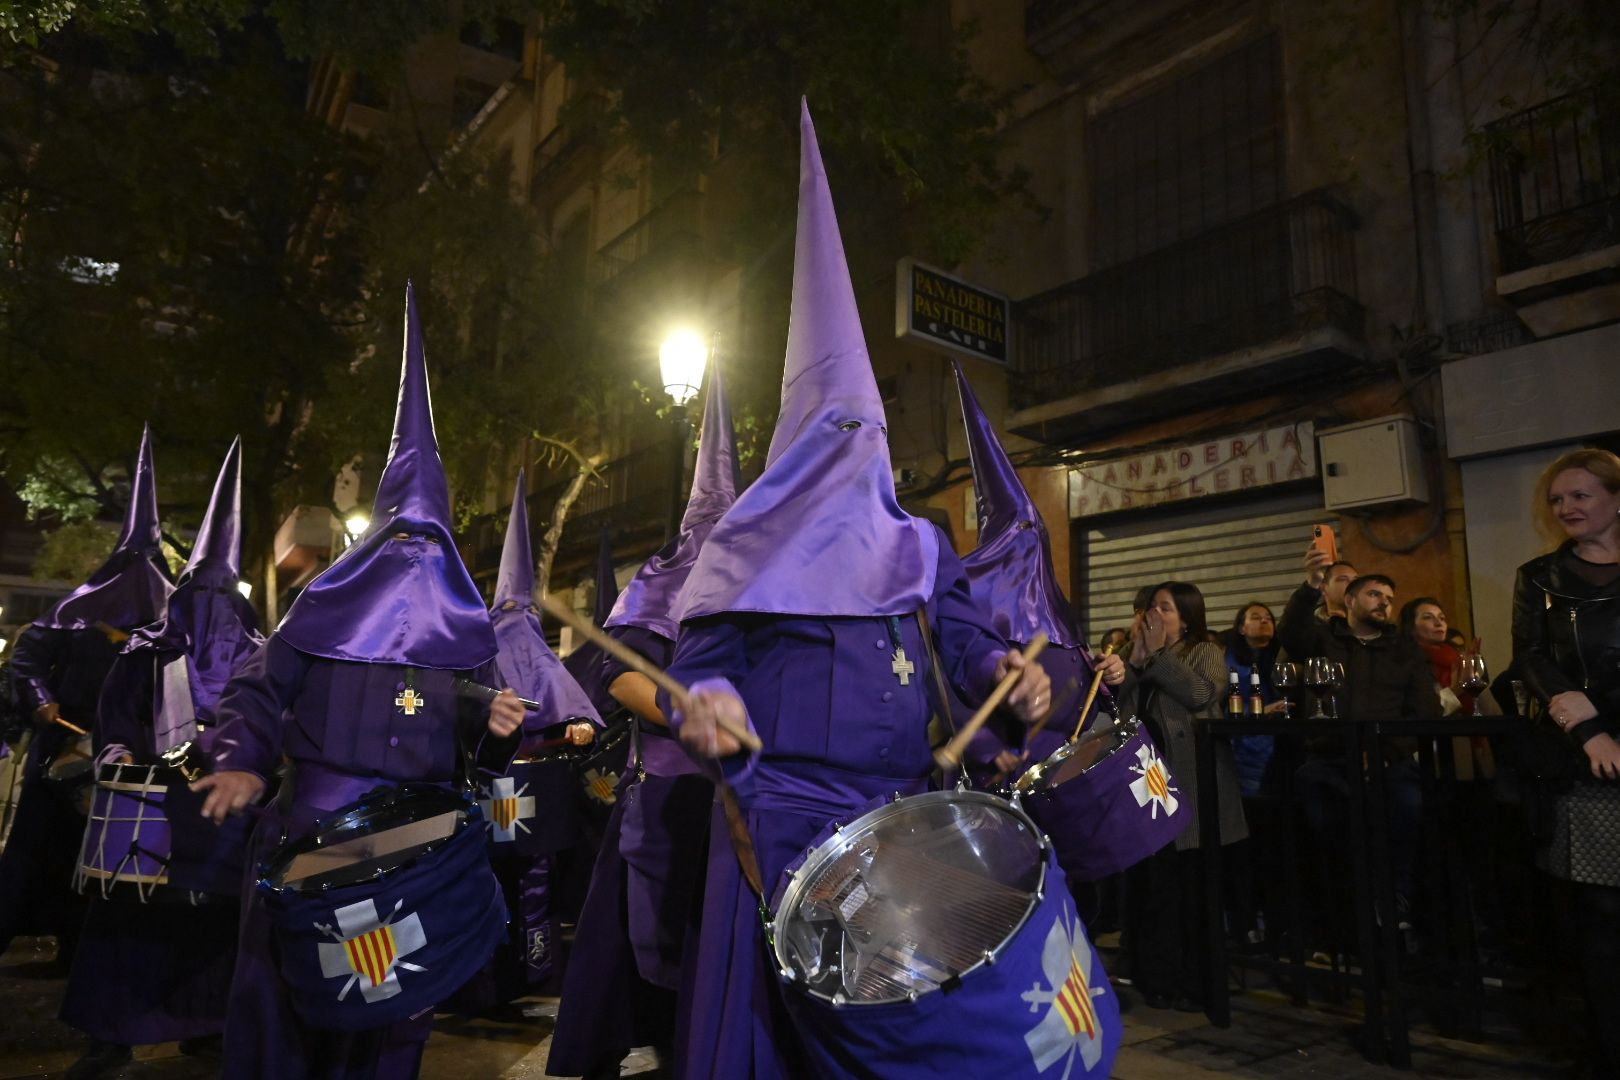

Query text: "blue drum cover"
[480, 756, 578, 856]
[1024, 729, 1185, 883]
[260, 808, 507, 1032]
[781, 854, 1120, 1080]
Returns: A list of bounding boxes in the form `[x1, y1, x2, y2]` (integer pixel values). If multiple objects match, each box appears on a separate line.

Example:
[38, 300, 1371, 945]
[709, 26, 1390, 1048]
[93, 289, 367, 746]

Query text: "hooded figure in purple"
[196, 283, 526, 1080]
[0, 425, 172, 963]
[476, 469, 599, 1000]
[952, 362, 1107, 787]
[655, 102, 1053, 1080]
[59, 437, 264, 1075]
[548, 357, 739, 1078]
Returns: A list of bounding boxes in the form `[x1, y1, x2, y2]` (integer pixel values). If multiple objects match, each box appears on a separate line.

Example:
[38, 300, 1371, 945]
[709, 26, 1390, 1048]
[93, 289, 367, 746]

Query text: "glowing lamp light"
[344, 513, 370, 538]
[659, 329, 707, 407]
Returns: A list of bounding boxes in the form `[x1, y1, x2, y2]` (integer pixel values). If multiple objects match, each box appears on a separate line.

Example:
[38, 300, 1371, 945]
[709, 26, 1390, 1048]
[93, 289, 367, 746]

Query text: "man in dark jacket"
[1278, 567, 1440, 941]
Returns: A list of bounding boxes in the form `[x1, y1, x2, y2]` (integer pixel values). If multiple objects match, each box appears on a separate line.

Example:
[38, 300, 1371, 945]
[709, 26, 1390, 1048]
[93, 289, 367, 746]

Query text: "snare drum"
[46, 734, 96, 814]
[478, 754, 578, 855]
[259, 784, 507, 1032]
[75, 761, 252, 903]
[772, 789, 1120, 1079]
[573, 715, 632, 826]
[1012, 716, 1184, 883]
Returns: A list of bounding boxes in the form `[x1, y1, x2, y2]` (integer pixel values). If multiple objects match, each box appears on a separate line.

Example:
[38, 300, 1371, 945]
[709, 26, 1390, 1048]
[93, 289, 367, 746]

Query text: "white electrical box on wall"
[1316, 415, 1430, 509]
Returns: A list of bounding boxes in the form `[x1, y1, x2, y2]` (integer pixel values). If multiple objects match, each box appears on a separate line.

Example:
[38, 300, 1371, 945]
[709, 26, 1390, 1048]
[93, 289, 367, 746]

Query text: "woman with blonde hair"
[1511, 446, 1620, 1077]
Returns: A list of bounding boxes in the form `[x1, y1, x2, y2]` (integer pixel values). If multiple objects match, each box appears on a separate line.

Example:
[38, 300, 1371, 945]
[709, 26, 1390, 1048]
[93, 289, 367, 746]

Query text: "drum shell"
[782, 855, 1120, 1080]
[261, 808, 507, 1032]
[78, 765, 173, 892]
[487, 756, 578, 855]
[573, 718, 631, 828]
[1022, 729, 1185, 883]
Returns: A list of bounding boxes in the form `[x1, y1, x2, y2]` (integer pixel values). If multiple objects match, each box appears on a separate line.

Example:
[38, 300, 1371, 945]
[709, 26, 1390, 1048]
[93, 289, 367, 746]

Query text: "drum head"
[263, 784, 473, 893]
[773, 790, 1046, 1005]
[1012, 717, 1138, 796]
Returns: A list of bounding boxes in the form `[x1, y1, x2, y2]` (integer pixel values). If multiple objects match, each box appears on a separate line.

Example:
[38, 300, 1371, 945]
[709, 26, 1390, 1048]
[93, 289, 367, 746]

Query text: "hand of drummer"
[1096, 652, 1127, 687]
[996, 650, 1053, 724]
[190, 770, 267, 824]
[677, 685, 747, 759]
[565, 721, 595, 747]
[487, 688, 524, 738]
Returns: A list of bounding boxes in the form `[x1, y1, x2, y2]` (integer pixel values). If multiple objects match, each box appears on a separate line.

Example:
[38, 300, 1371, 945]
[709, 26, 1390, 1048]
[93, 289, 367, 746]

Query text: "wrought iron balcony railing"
[592, 189, 704, 289]
[1486, 80, 1620, 275]
[1012, 190, 1361, 410]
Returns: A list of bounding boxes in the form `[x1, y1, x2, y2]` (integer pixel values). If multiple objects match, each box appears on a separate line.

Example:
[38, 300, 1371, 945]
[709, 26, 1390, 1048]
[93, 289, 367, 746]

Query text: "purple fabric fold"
[277, 282, 496, 670]
[673, 100, 936, 621]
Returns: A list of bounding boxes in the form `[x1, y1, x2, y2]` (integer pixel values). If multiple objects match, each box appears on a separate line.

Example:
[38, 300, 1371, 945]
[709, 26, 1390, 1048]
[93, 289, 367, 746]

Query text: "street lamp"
[658, 328, 712, 539]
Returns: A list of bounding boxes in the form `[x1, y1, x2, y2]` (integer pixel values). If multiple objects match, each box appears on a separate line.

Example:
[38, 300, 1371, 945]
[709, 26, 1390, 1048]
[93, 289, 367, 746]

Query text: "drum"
[572, 715, 632, 827]
[259, 784, 507, 1031]
[75, 761, 252, 902]
[1011, 715, 1184, 883]
[478, 754, 578, 855]
[772, 789, 1120, 1079]
[46, 734, 96, 814]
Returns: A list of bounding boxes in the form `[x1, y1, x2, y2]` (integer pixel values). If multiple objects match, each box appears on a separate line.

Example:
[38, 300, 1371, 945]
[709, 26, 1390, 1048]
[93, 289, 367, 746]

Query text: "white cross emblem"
[478, 776, 536, 843]
[1022, 906, 1109, 1077]
[394, 688, 425, 715]
[891, 648, 915, 686]
[1127, 743, 1180, 819]
[582, 767, 618, 806]
[315, 898, 428, 1004]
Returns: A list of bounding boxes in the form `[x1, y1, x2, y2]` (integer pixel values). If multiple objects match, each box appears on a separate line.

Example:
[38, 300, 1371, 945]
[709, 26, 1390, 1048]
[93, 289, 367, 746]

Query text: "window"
[1089, 34, 1283, 268]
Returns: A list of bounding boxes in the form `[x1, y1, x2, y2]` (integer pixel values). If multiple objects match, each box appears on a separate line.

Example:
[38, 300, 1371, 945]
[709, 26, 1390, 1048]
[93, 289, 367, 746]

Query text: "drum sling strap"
[916, 607, 971, 788]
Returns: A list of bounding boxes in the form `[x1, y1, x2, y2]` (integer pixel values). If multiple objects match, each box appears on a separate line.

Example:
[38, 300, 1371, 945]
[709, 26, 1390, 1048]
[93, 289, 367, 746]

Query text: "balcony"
[1008, 190, 1365, 441]
[1486, 80, 1620, 335]
[529, 116, 598, 205]
[592, 189, 706, 291]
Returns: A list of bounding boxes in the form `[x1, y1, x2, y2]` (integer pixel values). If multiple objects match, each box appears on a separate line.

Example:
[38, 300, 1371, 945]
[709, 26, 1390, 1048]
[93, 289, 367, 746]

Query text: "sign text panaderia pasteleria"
[1068, 423, 1317, 517]
[895, 257, 1009, 365]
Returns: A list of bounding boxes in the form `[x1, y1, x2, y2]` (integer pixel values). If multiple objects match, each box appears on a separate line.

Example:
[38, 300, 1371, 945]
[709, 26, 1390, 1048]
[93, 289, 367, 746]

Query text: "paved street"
[0, 934, 1566, 1079]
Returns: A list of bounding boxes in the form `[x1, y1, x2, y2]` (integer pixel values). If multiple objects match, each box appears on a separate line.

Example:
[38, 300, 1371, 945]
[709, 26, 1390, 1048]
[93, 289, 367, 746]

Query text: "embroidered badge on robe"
[581, 767, 618, 806]
[1127, 743, 1179, 819]
[316, 898, 428, 1003]
[1022, 907, 1109, 1077]
[478, 775, 537, 842]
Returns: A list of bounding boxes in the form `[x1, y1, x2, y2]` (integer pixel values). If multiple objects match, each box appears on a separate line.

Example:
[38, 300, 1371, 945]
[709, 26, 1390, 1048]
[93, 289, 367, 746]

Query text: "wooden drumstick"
[52, 716, 88, 736]
[538, 593, 763, 753]
[934, 634, 1048, 770]
[987, 677, 1080, 788]
[1069, 642, 1119, 743]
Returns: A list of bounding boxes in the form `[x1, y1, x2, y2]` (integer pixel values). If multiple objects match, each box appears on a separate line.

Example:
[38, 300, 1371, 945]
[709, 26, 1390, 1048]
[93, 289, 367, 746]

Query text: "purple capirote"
[672, 100, 937, 622]
[36, 423, 172, 632]
[276, 281, 496, 671]
[606, 356, 740, 643]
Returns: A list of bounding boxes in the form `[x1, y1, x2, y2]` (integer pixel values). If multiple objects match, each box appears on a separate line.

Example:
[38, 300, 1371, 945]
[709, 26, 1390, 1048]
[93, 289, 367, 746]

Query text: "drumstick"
[452, 678, 549, 713]
[52, 716, 89, 736]
[988, 677, 1080, 788]
[538, 594, 763, 753]
[1069, 642, 1119, 743]
[934, 634, 1048, 770]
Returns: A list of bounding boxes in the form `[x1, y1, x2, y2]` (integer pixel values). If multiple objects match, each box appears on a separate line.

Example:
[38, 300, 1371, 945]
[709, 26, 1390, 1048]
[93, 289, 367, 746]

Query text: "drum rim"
[1012, 715, 1142, 796]
[771, 788, 1049, 1005]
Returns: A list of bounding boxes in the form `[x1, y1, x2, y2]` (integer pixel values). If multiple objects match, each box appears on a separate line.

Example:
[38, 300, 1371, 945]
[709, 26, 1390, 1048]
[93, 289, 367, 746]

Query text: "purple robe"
[547, 627, 711, 1077]
[58, 649, 240, 1045]
[663, 543, 1007, 1080]
[0, 625, 120, 956]
[208, 635, 516, 1080]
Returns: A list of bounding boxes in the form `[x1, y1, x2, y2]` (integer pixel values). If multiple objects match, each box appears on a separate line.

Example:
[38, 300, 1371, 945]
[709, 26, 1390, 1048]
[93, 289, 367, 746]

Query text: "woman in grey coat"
[1121, 580, 1247, 1010]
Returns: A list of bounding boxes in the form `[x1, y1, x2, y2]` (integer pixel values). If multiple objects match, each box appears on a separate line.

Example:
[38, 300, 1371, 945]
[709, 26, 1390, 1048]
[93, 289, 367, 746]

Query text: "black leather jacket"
[1511, 544, 1620, 731]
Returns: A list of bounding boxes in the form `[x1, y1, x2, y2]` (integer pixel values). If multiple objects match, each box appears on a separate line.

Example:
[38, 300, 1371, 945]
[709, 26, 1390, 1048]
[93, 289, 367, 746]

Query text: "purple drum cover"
[1021, 728, 1185, 883]
[78, 764, 173, 898]
[481, 756, 578, 856]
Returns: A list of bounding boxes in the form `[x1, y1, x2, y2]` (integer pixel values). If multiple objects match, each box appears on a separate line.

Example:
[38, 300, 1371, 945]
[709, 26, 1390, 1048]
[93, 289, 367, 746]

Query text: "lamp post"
[658, 328, 709, 541]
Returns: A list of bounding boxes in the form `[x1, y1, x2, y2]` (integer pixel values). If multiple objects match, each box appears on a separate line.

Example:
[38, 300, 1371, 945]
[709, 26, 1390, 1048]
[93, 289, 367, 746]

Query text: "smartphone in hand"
[1312, 523, 1339, 565]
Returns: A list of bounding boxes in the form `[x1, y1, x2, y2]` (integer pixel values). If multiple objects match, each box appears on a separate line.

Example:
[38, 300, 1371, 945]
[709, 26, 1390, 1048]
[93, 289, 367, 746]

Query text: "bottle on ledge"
[1248, 671, 1266, 717]
[1227, 670, 1244, 720]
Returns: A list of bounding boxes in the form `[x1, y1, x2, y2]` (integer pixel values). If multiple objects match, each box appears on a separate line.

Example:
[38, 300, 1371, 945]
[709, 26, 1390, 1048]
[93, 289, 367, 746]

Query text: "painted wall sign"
[1068, 422, 1317, 518]
[895, 257, 1009, 365]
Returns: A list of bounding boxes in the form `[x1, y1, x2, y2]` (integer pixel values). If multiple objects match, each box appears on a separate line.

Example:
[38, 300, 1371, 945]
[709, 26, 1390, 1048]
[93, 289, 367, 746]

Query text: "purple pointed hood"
[36, 424, 173, 632]
[606, 359, 740, 641]
[955, 364, 1079, 648]
[562, 528, 619, 709]
[127, 437, 263, 720]
[491, 471, 600, 725]
[276, 282, 497, 669]
[674, 101, 937, 621]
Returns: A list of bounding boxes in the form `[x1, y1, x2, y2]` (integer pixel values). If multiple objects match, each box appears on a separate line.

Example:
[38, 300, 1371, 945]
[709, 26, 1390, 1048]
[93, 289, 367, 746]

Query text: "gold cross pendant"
[394, 688, 425, 715]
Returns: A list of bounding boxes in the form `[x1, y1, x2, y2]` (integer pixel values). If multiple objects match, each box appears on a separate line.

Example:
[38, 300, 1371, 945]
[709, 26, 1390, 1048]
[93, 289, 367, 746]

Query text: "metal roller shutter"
[1077, 495, 1335, 642]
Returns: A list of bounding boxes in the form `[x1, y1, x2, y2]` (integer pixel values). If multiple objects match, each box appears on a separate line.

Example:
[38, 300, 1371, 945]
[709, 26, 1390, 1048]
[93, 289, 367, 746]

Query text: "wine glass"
[1272, 662, 1299, 719]
[1458, 654, 1489, 717]
[1326, 662, 1346, 719]
[1305, 657, 1333, 720]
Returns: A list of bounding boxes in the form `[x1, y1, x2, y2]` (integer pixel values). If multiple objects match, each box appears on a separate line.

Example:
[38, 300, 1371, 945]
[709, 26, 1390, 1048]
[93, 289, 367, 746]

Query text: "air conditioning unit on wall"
[1317, 415, 1430, 510]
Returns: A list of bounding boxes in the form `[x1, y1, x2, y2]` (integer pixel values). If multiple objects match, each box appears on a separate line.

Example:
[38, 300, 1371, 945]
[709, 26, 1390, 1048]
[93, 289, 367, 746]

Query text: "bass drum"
[772, 789, 1121, 1079]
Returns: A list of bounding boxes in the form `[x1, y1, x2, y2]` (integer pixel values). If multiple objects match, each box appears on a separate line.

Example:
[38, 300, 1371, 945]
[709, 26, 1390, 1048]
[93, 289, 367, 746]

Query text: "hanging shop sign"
[894, 257, 1009, 365]
[1068, 422, 1317, 518]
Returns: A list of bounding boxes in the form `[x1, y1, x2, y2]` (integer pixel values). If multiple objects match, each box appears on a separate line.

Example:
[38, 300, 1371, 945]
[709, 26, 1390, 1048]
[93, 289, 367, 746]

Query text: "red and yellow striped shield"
[343, 924, 398, 989]
[1054, 953, 1098, 1040]
[1145, 759, 1170, 803]
[491, 795, 520, 830]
